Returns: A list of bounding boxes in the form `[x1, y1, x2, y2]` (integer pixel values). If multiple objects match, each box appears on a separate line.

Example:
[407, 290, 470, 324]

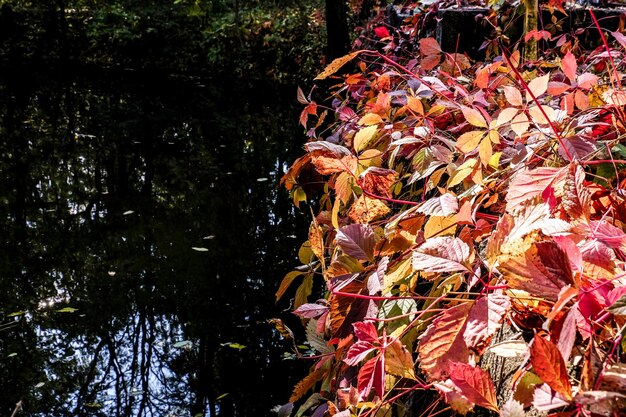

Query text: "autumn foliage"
[276, 5, 626, 417]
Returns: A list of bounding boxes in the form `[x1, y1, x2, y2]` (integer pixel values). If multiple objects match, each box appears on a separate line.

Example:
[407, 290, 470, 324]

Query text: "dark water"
[0, 70, 308, 416]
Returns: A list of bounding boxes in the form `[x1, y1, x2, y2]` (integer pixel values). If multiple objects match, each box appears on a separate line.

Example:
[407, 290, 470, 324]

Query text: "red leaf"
[463, 294, 510, 351]
[418, 302, 471, 380]
[374, 26, 391, 39]
[293, 303, 329, 319]
[353, 321, 379, 343]
[344, 340, 377, 366]
[358, 355, 385, 399]
[448, 362, 499, 412]
[530, 334, 573, 400]
[561, 51, 577, 83]
[412, 237, 470, 273]
[586, 220, 626, 252]
[336, 224, 376, 261]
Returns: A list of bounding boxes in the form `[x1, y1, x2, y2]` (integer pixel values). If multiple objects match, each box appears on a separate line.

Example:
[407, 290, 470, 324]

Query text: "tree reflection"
[0, 72, 308, 416]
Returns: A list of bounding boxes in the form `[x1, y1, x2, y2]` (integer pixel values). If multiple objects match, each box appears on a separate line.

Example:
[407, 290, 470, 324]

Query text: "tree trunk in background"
[325, 0, 350, 60]
[523, 0, 538, 62]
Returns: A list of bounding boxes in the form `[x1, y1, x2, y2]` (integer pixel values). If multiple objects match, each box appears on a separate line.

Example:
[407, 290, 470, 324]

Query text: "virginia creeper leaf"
[448, 362, 499, 412]
[412, 237, 470, 273]
[460, 106, 487, 128]
[314, 51, 363, 80]
[417, 193, 459, 217]
[384, 338, 417, 380]
[293, 303, 328, 319]
[289, 368, 326, 402]
[336, 224, 375, 261]
[418, 302, 471, 380]
[344, 340, 377, 366]
[463, 294, 510, 350]
[305, 141, 357, 175]
[526, 73, 550, 101]
[530, 334, 573, 400]
[561, 51, 577, 83]
[358, 355, 385, 399]
[505, 167, 563, 212]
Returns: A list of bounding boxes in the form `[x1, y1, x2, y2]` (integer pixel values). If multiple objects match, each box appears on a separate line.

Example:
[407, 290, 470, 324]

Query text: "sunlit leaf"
[336, 224, 375, 261]
[412, 237, 470, 273]
[460, 106, 487, 128]
[418, 302, 471, 380]
[448, 362, 499, 412]
[354, 125, 378, 152]
[530, 334, 572, 400]
[457, 130, 485, 153]
[561, 51, 577, 83]
[526, 73, 550, 101]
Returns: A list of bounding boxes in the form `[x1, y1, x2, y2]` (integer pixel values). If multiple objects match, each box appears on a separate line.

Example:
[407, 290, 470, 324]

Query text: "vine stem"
[589, 9, 621, 91]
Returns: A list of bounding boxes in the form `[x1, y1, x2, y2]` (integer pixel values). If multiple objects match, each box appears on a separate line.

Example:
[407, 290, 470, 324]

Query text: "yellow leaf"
[354, 125, 378, 152]
[488, 129, 500, 144]
[298, 240, 314, 264]
[448, 158, 477, 187]
[460, 106, 487, 128]
[276, 270, 303, 301]
[457, 130, 485, 153]
[293, 187, 307, 208]
[479, 138, 492, 167]
[331, 198, 341, 230]
[424, 215, 457, 238]
[358, 113, 384, 126]
[489, 152, 502, 169]
[309, 219, 325, 268]
[315, 50, 363, 80]
[383, 257, 413, 292]
[358, 149, 383, 168]
[385, 339, 417, 380]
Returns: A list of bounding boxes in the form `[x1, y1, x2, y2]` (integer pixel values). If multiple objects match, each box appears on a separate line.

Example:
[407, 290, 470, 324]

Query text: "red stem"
[589, 9, 621, 90]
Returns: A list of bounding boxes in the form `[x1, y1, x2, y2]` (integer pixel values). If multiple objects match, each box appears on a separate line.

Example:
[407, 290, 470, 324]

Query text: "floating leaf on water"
[34, 382, 45, 388]
[256, 177, 268, 182]
[7, 311, 25, 317]
[216, 393, 230, 400]
[85, 403, 102, 408]
[56, 307, 78, 313]
[173, 340, 192, 349]
[130, 390, 143, 396]
[226, 343, 246, 350]
[123, 210, 134, 215]
[107, 271, 116, 276]
[203, 235, 215, 240]
[191, 247, 209, 252]
[7, 353, 17, 357]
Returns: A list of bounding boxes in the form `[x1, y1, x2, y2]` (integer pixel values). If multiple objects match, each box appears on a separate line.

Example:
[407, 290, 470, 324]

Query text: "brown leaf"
[348, 195, 391, 223]
[289, 368, 327, 402]
[360, 167, 398, 199]
[276, 270, 303, 301]
[530, 334, 573, 400]
[309, 219, 325, 263]
[315, 51, 363, 80]
[384, 338, 417, 380]
[305, 141, 358, 175]
[418, 302, 471, 380]
[448, 362, 499, 412]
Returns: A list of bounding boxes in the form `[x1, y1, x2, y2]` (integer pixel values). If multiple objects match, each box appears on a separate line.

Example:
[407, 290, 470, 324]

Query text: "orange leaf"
[498, 234, 575, 301]
[419, 37, 441, 56]
[457, 130, 486, 153]
[384, 338, 417, 380]
[449, 362, 499, 412]
[418, 302, 471, 380]
[561, 51, 577, 83]
[530, 334, 573, 400]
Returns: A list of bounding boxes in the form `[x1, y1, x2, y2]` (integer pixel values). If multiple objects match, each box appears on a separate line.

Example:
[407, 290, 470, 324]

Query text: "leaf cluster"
[277, 5, 626, 417]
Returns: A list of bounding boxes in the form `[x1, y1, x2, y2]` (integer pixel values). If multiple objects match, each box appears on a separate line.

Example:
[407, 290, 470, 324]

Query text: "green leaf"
[608, 295, 626, 316]
[226, 343, 247, 350]
[56, 307, 78, 313]
[216, 393, 229, 400]
[7, 311, 25, 317]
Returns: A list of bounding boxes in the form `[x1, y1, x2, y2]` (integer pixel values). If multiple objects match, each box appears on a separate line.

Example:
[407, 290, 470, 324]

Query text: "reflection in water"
[0, 72, 308, 416]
